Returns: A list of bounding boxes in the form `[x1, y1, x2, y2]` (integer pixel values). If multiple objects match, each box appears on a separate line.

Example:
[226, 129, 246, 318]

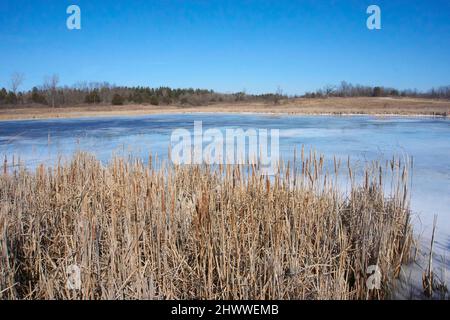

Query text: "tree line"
[1, 74, 449, 108]
[304, 81, 450, 99]
[0, 73, 287, 108]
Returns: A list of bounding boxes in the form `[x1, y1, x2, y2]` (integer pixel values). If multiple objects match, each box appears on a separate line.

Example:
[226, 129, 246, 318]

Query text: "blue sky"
[1, 0, 449, 94]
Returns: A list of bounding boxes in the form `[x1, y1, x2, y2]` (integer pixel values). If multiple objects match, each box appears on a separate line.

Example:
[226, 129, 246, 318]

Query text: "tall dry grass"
[0, 150, 412, 299]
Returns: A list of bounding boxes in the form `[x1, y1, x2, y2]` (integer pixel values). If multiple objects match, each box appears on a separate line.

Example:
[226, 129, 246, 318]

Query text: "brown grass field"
[0, 151, 413, 299]
[0, 97, 449, 121]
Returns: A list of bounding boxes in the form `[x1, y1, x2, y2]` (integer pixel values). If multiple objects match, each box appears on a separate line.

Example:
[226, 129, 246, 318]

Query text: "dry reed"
[0, 151, 413, 299]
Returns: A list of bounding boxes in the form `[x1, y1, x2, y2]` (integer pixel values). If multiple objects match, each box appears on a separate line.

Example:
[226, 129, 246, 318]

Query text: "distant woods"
[0, 79, 286, 108]
[0, 76, 449, 108]
[304, 81, 450, 99]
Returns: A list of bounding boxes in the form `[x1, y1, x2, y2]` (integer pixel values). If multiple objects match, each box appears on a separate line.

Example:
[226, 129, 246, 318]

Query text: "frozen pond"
[1, 113, 450, 289]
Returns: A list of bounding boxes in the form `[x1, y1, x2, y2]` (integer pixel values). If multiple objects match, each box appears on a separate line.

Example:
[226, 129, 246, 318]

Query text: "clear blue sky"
[1, 0, 449, 94]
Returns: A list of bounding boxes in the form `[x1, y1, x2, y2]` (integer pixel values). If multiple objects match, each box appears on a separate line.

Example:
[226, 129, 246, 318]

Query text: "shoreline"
[1, 109, 449, 123]
[1, 112, 448, 123]
[1, 97, 449, 121]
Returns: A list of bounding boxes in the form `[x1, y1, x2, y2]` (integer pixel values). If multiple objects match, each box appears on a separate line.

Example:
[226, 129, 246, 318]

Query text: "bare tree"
[323, 84, 336, 97]
[10, 72, 25, 94]
[273, 85, 284, 104]
[276, 86, 284, 97]
[43, 74, 60, 108]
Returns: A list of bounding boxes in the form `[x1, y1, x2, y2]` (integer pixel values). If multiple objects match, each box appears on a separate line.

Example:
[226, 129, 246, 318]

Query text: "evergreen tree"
[85, 90, 101, 104]
[111, 94, 124, 105]
[31, 87, 47, 104]
[5, 91, 17, 104]
[0, 88, 7, 103]
[373, 87, 383, 97]
[150, 96, 159, 106]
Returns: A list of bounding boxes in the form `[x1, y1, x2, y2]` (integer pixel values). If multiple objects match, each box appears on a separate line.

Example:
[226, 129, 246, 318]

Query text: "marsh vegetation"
[0, 151, 413, 299]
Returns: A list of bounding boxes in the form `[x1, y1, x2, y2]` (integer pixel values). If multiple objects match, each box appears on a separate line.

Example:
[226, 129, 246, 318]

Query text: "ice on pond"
[1, 113, 450, 278]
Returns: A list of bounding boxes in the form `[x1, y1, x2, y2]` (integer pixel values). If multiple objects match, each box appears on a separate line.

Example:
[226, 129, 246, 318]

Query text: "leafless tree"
[43, 74, 60, 108]
[323, 84, 336, 97]
[272, 86, 284, 104]
[10, 72, 25, 94]
[276, 86, 283, 96]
